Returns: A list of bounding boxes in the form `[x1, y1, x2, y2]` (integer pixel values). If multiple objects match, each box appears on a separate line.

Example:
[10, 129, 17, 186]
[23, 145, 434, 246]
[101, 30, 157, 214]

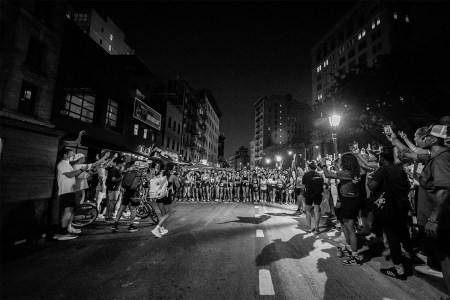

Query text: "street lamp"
[275, 155, 282, 162]
[288, 151, 292, 156]
[265, 158, 271, 164]
[328, 114, 341, 158]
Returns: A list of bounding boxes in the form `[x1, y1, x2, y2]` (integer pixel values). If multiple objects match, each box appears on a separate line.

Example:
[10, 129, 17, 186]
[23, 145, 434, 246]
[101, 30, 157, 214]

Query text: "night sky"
[89, 1, 355, 158]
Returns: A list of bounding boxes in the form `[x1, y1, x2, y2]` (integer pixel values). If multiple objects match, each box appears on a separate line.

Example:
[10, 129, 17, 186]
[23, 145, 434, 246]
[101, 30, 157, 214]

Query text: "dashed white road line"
[255, 206, 259, 209]
[255, 214, 260, 218]
[259, 269, 275, 295]
[256, 229, 264, 237]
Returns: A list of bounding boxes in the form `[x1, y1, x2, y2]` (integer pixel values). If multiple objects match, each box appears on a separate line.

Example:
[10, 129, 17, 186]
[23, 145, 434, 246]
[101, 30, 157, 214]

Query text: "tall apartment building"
[250, 140, 256, 168]
[312, 1, 412, 104]
[0, 1, 67, 254]
[253, 94, 310, 165]
[69, 6, 134, 55]
[200, 89, 222, 165]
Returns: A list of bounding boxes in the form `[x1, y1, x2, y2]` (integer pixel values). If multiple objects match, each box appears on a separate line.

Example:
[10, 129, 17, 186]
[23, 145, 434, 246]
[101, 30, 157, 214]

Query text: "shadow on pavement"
[217, 215, 271, 225]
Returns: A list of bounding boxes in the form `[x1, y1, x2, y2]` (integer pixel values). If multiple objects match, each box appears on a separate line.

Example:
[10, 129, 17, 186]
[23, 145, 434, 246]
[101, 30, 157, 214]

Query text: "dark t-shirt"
[336, 170, 359, 197]
[371, 164, 410, 207]
[418, 149, 450, 229]
[106, 166, 121, 191]
[302, 171, 324, 199]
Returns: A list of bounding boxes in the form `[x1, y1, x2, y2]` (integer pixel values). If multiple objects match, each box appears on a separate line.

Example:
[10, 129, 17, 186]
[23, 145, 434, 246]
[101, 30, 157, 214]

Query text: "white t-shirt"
[73, 163, 92, 191]
[57, 160, 76, 195]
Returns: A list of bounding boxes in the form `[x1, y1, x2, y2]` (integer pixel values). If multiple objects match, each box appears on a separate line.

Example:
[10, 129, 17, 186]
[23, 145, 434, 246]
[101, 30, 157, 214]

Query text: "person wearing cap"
[416, 124, 450, 295]
[55, 148, 89, 240]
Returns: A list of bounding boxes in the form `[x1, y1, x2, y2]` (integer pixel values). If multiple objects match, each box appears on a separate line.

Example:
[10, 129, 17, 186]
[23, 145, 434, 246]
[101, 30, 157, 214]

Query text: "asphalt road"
[1, 202, 447, 300]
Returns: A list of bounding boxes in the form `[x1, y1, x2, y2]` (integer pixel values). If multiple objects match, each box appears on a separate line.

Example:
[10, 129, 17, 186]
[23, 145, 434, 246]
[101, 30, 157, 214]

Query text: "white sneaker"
[57, 234, 78, 241]
[415, 264, 443, 278]
[68, 225, 81, 234]
[151, 228, 162, 238]
[97, 214, 105, 220]
[159, 227, 168, 235]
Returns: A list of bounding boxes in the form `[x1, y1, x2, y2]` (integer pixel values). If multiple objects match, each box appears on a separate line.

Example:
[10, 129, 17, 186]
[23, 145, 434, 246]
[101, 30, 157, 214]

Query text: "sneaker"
[380, 267, 407, 280]
[151, 228, 162, 238]
[111, 225, 118, 233]
[305, 227, 312, 233]
[414, 265, 443, 278]
[97, 214, 105, 220]
[57, 234, 78, 241]
[341, 255, 362, 266]
[159, 227, 169, 235]
[128, 225, 138, 233]
[365, 233, 377, 241]
[68, 225, 81, 234]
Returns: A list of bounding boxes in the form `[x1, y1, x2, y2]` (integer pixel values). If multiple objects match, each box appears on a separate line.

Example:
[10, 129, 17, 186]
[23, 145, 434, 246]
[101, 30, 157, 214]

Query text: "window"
[338, 46, 345, 55]
[110, 34, 113, 41]
[108, 45, 112, 52]
[73, 13, 88, 22]
[173, 120, 176, 131]
[317, 73, 322, 81]
[394, 12, 398, 19]
[358, 41, 367, 51]
[317, 83, 322, 91]
[323, 59, 329, 67]
[105, 98, 118, 131]
[172, 140, 175, 150]
[101, 27, 104, 33]
[134, 124, 139, 135]
[377, 17, 381, 25]
[339, 56, 346, 65]
[178, 123, 181, 134]
[143, 129, 148, 139]
[18, 81, 38, 116]
[316, 65, 322, 73]
[405, 15, 409, 23]
[357, 29, 366, 40]
[99, 39, 102, 44]
[168, 117, 171, 129]
[318, 94, 323, 100]
[26, 37, 45, 71]
[348, 49, 355, 59]
[166, 137, 170, 147]
[63, 88, 96, 123]
[348, 38, 355, 47]
[358, 52, 367, 65]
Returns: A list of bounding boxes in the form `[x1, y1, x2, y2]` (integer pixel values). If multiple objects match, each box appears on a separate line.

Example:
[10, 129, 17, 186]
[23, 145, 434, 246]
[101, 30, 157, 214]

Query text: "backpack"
[149, 176, 168, 199]
[121, 170, 142, 190]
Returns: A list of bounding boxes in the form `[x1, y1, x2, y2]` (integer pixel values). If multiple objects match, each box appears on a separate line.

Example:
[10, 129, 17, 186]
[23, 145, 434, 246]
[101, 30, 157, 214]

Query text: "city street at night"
[1, 202, 447, 299]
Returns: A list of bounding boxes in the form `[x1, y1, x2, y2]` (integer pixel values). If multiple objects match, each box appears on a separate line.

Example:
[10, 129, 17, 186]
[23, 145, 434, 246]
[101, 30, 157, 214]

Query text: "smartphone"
[383, 125, 392, 135]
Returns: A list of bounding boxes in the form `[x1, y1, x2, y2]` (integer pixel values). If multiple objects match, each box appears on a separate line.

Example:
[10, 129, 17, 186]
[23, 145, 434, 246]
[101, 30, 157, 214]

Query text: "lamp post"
[328, 114, 341, 159]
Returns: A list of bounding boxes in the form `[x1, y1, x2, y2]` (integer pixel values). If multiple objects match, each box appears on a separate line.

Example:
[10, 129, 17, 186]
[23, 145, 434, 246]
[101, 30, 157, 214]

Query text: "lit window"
[134, 124, 139, 135]
[318, 94, 323, 100]
[143, 129, 147, 139]
[64, 88, 96, 123]
[279, 129, 282, 131]
[405, 15, 409, 22]
[377, 17, 381, 25]
[394, 12, 398, 19]
[108, 45, 112, 52]
[317, 65, 322, 73]
[324, 59, 329, 67]
[358, 33, 362, 40]
[362, 29, 366, 37]
[280, 123, 282, 125]
[110, 34, 113, 41]
[372, 21, 375, 29]
[105, 98, 118, 131]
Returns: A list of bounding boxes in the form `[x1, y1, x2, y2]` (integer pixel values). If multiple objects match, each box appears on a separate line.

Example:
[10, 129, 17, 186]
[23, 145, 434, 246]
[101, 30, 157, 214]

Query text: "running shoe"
[341, 256, 362, 266]
[128, 225, 138, 232]
[68, 225, 81, 234]
[159, 227, 169, 235]
[414, 265, 443, 278]
[380, 267, 407, 280]
[57, 234, 78, 241]
[151, 228, 162, 238]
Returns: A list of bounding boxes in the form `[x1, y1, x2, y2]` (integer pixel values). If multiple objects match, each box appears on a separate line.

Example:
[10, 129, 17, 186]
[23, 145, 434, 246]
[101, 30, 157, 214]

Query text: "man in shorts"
[302, 162, 324, 234]
[56, 148, 89, 240]
[105, 158, 124, 221]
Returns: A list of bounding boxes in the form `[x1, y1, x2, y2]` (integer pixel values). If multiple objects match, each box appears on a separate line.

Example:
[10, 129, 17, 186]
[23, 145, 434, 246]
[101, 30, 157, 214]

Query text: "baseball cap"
[426, 125, 448, 139]
[73, 153, 85, 161]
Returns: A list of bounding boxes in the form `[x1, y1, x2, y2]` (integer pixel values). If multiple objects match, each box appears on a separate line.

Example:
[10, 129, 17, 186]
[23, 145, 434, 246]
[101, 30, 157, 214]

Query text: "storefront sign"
[133, 98, 161, 131]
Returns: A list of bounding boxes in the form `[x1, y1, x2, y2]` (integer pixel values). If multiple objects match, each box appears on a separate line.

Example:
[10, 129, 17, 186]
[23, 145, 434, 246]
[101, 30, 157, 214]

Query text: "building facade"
[312, 1, 412, 105]
[0, 0, 67, 254]
[69, 6, 134, 55]
[250, 140, 256, 169]
[253, 94, 311, 165]
[200, 89, 222, 165]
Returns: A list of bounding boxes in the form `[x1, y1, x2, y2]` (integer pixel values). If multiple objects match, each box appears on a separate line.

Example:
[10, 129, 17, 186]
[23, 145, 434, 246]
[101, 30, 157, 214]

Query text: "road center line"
[259, 269, 275, 295]
[256, 229, 264, 237]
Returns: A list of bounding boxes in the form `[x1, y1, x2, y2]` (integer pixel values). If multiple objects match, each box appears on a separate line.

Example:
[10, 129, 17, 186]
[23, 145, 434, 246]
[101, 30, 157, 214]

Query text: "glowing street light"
[288, 151, 293, 156]
[265, 158, 271, 164]
[329, 114, 341, 127]
[275, 155, 282, 162]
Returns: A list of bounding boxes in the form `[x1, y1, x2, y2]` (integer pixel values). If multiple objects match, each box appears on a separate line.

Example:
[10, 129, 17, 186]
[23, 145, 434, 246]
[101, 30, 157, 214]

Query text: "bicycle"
[72, 200, 99, 228]
[133, 177, 159, 224]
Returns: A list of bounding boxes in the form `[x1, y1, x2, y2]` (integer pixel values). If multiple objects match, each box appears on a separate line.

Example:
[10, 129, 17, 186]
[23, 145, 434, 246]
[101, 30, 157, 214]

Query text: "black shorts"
[305, 195, 322, 206]
[156, 196, 172, 205]
[295, 188, 303, 196]
[60, 192, 76, 209]
[121, 188, 140, 207]
[340, 195, 360, 219]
